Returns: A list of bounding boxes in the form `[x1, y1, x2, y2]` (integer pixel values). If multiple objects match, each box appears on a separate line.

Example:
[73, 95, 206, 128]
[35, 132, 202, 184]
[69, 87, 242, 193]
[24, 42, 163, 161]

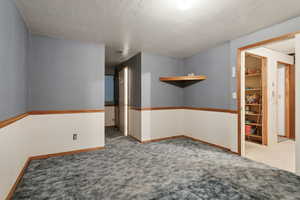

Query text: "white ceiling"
[15, 0, 300, 67]
[264, 38, 295, 54]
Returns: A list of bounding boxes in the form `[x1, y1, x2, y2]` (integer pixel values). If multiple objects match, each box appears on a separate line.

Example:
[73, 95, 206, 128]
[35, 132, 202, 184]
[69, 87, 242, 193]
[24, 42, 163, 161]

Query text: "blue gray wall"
[141, 52, 184, 108]
[183, 43, 231, 109]
[27, 35, 105, 110]
[0, 0, 28, 121]
[121, 53, 142, 108]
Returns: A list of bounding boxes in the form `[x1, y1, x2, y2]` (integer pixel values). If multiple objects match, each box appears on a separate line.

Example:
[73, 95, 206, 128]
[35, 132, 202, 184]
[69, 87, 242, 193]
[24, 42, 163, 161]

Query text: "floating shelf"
[159, 75, 207, 87]
[247, 134, 262, 139]
[246, 88, 261, 91]
[246, 73, 261, 77]
[246, 123, 262, 127]
[246, 113, 262, 116]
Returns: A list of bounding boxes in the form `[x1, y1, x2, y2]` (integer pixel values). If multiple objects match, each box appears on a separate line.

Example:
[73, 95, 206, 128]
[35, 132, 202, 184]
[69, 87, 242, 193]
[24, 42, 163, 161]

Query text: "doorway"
[237, 36, 297, 173]
[276, 62, 295, 141]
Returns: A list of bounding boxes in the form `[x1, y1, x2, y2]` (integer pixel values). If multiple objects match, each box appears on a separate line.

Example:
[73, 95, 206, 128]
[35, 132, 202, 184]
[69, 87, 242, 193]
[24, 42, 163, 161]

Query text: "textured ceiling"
[15, 0, 300, 66]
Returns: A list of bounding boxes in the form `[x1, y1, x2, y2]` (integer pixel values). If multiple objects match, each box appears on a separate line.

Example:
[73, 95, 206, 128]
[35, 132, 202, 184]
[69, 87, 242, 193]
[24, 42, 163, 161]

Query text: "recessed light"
[177, 0, 191, 10]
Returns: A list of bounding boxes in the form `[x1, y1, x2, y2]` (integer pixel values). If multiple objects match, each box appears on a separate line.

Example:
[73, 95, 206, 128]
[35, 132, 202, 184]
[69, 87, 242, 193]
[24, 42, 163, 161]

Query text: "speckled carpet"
[13, 128, 300, 199]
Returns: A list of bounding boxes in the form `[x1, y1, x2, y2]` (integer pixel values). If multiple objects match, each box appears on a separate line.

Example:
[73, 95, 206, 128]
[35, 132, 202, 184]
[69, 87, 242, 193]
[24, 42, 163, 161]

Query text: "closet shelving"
[244, 53, 267, 145]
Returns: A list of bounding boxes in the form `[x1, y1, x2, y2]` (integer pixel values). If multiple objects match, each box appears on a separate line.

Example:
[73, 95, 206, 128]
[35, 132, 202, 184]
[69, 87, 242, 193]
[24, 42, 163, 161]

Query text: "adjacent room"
[241, 38, 296, 172]
[1, 0, 300, 199]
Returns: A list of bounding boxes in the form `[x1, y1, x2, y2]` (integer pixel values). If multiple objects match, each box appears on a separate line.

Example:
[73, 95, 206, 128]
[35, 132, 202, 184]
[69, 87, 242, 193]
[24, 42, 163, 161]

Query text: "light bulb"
[177, 0, 191, 10]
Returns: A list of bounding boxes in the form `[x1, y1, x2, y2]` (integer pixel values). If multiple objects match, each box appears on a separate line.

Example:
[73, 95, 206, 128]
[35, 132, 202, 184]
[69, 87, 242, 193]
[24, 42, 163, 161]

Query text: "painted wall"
[0, 0, 28, 121]
[129, 109, 142, 140]
[246, 47, 294, 146]
[184, 110, 237, 151]
[183, 43, 231, 109]
[117, 54, 142, 138]
[27, 35, 105, 111]
[122, 53, 142, 108]
[141, 52, 184, 108]
[141, 109, 184, 141]
[0, 112, 105, 199]
[105, 106, 115, 126]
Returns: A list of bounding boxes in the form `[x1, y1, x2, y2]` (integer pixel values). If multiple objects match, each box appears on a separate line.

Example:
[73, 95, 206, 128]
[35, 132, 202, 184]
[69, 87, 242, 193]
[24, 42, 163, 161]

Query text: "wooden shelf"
[246, 113, 261, 116]
[160, 75, 207, 82]
[246, 88, 261, 92]
[247, 134, 262, 139]
[246, 123, 262, 127]
[160, 75, 207, 87]
[244, 52, 267, 145]
[246, 73, 261, 77]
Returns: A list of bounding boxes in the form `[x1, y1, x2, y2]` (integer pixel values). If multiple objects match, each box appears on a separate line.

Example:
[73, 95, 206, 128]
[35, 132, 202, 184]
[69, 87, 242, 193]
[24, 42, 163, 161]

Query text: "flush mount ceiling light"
[177, 0, 191, 10]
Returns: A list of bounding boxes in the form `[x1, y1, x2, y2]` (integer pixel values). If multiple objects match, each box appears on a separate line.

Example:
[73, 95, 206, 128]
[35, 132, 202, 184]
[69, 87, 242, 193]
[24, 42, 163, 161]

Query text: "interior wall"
[141, 52, 184, 108]
[246, 47, 294, 145]
[184, 110, 237, 151]
[117, 53, 142, 138]
[27, 35, 105, 111]
[0, 0, 28, 121]
[122, 53, 142, 108]
[277, 65, 286, 136]
[138, 51, 237, 151]
[183, 42, 231, 109]
[141, 109, 184, 141]
[105, 106, 115, 126]
[0, 112, 104, 200]
[1, 32, 106, 198]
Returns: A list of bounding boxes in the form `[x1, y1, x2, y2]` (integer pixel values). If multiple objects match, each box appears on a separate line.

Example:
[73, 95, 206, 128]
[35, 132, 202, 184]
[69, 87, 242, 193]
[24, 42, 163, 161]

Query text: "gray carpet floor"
[13, 128, 300, 200]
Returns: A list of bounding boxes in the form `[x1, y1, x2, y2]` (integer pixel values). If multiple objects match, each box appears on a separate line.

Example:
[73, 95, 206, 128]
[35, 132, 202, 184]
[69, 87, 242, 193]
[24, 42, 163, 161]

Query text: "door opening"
[237, 36, 297, 173]
[276, 62, 295, 141]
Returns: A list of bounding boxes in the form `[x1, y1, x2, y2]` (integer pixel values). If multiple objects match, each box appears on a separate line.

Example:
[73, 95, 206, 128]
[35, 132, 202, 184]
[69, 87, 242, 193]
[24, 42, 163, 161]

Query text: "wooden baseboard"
[183, 135, 230, 151]
[133, 135, 238, 155]
[128, 135, 143, 143]
[142, 135, 186, 143]
[5, 158, 31, 200]
[6, 146, 105, 200]
[183, 136, 239, 154]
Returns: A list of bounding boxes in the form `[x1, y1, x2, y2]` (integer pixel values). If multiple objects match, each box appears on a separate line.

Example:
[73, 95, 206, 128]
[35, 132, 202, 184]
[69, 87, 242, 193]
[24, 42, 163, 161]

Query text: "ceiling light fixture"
[177, 0, 191, 11]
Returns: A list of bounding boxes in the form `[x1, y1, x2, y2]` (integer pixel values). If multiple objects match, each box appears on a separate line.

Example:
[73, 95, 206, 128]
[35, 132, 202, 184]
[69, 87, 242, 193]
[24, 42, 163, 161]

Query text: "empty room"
[1, 0, 300, 199]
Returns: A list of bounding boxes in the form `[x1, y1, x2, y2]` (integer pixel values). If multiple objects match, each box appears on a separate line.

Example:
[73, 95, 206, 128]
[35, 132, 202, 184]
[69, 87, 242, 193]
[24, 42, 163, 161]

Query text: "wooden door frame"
[236, 31, 299, 155]
[276, 61, 295, 140]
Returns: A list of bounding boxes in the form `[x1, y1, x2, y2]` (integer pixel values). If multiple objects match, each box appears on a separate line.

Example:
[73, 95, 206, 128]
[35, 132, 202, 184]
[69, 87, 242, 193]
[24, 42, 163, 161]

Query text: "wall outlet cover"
[232, 67, 236, 78]
[73, 133, 78, 140]
[232, 92, 237, 99]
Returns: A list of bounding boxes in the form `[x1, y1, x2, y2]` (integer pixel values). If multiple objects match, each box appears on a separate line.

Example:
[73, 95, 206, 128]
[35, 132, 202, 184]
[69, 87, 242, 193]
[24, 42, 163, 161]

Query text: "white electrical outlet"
[232, 92, 237, 99]
[232, 67, 236, 78]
